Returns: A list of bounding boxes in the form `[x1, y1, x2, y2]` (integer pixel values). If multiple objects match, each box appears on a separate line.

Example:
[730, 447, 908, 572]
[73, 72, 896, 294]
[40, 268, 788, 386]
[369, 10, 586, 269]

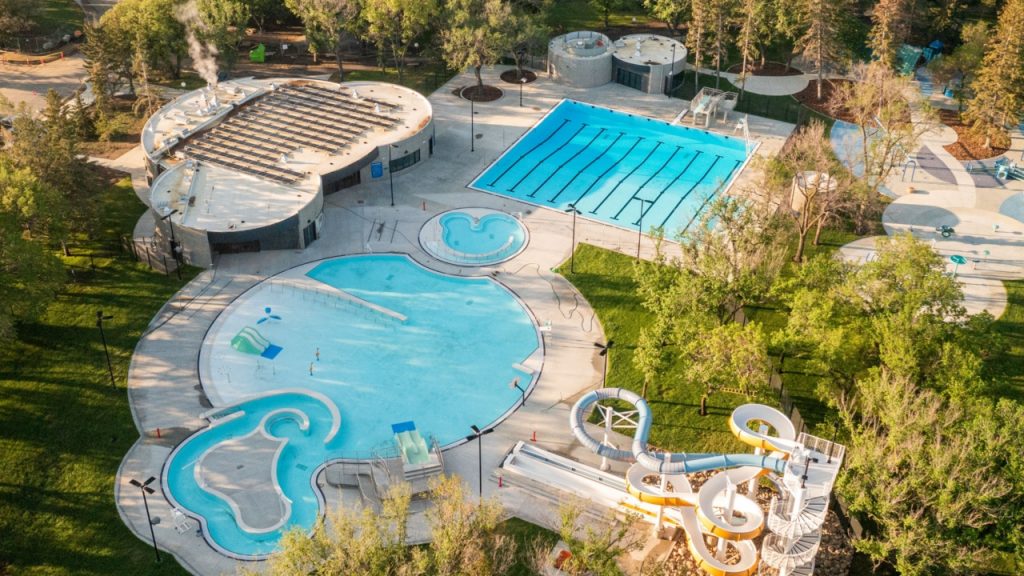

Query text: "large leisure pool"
[166, 254, 542, 557]
[470, 99, 751, 236]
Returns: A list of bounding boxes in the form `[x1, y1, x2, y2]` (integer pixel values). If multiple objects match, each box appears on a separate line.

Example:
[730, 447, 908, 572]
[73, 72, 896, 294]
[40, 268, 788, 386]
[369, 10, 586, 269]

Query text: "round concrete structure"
[547, 31, 614, 88]
[143, 78, 435, 267]
[611, 34, 688, 94]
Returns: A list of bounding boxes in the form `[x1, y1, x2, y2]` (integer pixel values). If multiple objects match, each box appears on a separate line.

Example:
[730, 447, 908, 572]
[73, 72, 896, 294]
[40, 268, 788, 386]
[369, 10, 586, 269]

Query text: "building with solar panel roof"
[142, 78, 434, 267]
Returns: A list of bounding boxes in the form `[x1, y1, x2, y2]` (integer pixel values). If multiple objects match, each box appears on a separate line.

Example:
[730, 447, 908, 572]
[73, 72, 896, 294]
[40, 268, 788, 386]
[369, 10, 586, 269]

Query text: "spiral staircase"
[758, 432, 845, 576]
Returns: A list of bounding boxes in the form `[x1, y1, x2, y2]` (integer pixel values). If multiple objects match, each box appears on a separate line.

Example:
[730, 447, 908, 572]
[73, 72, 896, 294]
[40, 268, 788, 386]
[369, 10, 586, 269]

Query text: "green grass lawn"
[338, 64, 455, 98]
[558, 244, 748, 454]
[29, 0, 84, 36]
[0, 177, 194, 576]
[986, 278, 1024, 403]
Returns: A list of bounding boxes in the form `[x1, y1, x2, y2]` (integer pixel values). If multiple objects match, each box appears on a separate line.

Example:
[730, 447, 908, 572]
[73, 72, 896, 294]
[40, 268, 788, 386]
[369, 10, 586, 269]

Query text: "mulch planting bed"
[499, 69, 538, 84]
[793, 78, 855, 123]
[938, 109, 1011, 161]
[453, 84, 504, 102]
[726, 61, 802, 76]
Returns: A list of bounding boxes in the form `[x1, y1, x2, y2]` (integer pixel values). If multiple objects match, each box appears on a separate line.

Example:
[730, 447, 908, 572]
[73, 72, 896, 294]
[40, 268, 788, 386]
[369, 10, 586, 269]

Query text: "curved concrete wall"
[548, 31, 614, 88]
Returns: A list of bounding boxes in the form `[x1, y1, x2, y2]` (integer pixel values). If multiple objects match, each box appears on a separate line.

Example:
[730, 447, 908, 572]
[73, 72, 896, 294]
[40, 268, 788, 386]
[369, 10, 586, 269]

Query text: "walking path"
[837, 75, 1024, 319]
[114, 65, 797, 574]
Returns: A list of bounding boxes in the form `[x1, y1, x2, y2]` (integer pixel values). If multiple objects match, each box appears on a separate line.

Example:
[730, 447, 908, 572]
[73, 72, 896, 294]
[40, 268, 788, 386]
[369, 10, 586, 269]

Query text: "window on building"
[389, 149, 421, 173]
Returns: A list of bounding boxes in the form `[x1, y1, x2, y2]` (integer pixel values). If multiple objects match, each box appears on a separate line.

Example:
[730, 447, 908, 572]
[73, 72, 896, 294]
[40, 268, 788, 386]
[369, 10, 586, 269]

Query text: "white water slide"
[502, 388, 844, 576]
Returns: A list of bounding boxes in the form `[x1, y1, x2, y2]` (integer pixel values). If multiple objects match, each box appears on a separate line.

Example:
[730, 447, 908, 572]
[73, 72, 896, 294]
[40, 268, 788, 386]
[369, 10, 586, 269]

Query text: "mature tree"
[795, 0, 850, 100]
[833, 62, 935, 232]
[196, 0, 251, 74]
[838, 372, 1024, 575]
[286, 0, 359, 79]
[868, 0, 910, 70]
[686, 0, 710, 90]
[775, 120, 851, 261]
[644, 0, 689, 35]
[589, 0, 622, 29]
[633, 196, 786, 404]
[244, 0, 291, 32]
[362, 0, 439, 85]
[964, 0, 1024, 148]
[0, 0, 35, 38]
[441, 0, 510, 89]
[926, 21, 987, 111]
[506, 1, 550, 79]
[732, 0, 769, 99]
[773, 0, 802, 70]
[0, 157, 65, 340]
[557, 502, 644, 575]
[706, 0, 734, 88]
[774, 233, 998, 404]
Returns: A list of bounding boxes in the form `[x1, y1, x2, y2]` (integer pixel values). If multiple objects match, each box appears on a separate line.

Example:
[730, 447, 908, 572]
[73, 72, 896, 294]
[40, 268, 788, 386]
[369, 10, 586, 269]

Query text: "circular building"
[611, 34, 688, 94]
[142, 78, 434, 267]
[547, 31, 614, 88]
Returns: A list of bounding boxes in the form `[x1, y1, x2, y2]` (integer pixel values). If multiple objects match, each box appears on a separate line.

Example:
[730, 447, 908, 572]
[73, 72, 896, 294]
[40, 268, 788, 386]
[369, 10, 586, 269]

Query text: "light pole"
[519, 77, 526, 107]
[509, 377, 527, 407]
[667, 42, 676, 95]
[129, 476, 161, 563]
[387, 144, 397, 206]
[466, 425, 494, 500]
[564, 203, 581, 273]
[634, 198, 652, 260]
[96, 311, 116, 389]
[462, 86, 476, 152]
[160, 209, 181, 280]
[594, 340, 614, 386]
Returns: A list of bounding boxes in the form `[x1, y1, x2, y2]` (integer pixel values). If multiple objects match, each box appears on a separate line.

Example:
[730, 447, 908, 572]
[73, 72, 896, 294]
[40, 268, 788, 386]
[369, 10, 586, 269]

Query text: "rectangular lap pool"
[470, 99, 752, 236]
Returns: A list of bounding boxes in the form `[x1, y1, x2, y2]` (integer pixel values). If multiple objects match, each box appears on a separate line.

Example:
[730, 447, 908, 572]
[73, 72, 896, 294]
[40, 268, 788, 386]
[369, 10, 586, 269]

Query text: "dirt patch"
[726, 61, 802, 76]
[452, 84, 504, 102]
[81, 141, 137, 160]
[938, 109, 1011, 161]
[499, 69, 538, 84]
[793, 78, 856, 123]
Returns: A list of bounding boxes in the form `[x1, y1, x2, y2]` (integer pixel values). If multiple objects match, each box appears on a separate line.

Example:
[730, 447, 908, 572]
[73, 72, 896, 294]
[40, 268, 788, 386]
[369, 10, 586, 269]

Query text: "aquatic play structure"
[502, 388, 845, 576]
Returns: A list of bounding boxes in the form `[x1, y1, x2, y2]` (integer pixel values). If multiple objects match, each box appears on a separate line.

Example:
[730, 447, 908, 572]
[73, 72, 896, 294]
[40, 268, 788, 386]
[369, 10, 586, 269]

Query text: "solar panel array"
[179, 83, 402, 185]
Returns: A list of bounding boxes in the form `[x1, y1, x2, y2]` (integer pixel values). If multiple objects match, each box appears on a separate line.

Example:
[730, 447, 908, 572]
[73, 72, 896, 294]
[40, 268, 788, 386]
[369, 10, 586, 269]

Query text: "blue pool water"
[470, 99, 750, 235]
[172, 254, 541, 557]
[438, 211, 527, 264]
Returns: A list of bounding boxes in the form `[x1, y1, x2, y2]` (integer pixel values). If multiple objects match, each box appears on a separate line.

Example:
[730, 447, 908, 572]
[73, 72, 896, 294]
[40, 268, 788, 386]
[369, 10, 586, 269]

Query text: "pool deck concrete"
[115, 65, 796, 575]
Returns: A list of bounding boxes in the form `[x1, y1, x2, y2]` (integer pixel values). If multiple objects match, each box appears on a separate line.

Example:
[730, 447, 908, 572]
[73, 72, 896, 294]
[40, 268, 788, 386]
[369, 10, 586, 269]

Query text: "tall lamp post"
[634, 198, 653, 260]
[466, 425, 494, 500]
[96, 310, 116, 389]
[594, 340, 614, 386]
[509, 377, 527, 407]
[564, 203, 581, 273]
[159, 209, 181, 280]
[129, 476, 161, 563]
[462, 86, 476, 152]
[519, 77, 527, 107]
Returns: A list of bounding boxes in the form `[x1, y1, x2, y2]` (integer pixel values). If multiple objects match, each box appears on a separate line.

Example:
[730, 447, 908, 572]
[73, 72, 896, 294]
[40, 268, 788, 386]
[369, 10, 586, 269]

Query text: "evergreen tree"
[644, 0, 690, 35]
[868, 0, 910, 69]
[964, 0, 1024, 147]
[686, 0, 710, 91]
[795, 0, 850, 100]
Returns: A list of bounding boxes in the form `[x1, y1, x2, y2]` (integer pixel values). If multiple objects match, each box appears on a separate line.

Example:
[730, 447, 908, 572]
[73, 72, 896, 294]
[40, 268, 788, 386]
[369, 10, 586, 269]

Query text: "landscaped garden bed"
[726, 61, 802, 76]
[793, 79, 856, 123]
[938, 109, 1011, 161]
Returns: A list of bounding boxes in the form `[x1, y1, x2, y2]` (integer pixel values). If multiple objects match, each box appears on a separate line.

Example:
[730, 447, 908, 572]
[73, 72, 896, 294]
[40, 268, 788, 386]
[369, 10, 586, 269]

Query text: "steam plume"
[174, 0, 220, 87]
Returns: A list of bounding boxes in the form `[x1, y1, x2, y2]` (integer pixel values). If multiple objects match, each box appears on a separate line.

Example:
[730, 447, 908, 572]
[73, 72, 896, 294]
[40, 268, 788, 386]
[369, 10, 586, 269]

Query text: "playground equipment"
[502, 388, 845, 576]
[230, 326, 282, 359]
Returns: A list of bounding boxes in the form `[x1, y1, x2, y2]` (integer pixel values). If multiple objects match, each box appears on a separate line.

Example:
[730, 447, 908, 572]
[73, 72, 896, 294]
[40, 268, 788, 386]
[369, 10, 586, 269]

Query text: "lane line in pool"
[610, 145, 684, 221]
[627, 149, 702, 223]
[656, 155, 721, 229]
[674, 158, 744, 232]
[487, 118, 573, 187]
[589, 141, 664, 215]
[569, 136, 645, 209]
[509, 123, 589, 192]
[525, 127, 607, 198]
[547, 131, 625, 203]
